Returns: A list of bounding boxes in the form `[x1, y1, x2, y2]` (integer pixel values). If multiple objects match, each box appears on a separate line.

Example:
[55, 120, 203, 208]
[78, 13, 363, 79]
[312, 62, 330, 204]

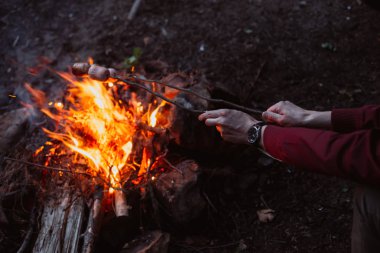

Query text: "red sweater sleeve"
[332, 105, 380, 132]
[263, 125, 380, 185]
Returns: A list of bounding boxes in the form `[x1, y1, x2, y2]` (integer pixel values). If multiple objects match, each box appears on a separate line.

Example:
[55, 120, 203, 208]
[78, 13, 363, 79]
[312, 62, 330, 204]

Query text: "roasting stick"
[115, 75, 205, 114]
[72, 63, 264, 116]
[127, 74, 263, 116]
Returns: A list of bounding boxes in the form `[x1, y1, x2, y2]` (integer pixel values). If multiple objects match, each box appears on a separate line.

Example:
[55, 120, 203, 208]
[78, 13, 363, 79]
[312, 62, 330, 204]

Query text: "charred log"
[153, 160, 206, 226]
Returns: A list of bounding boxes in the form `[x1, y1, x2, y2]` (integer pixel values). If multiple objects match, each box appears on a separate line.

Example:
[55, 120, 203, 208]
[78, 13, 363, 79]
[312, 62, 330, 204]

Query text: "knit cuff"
[262, 125, 287, 161]
[331, 108, 361, 133]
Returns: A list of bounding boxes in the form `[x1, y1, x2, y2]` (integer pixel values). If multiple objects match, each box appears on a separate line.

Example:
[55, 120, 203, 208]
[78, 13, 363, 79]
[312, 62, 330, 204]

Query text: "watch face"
[248, 125, 259, 144]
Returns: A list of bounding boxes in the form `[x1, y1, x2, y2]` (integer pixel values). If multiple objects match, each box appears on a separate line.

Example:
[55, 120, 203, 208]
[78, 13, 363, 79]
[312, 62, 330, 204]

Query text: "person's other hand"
[262, 101, 308, 127]
[198, 109, 259, 144]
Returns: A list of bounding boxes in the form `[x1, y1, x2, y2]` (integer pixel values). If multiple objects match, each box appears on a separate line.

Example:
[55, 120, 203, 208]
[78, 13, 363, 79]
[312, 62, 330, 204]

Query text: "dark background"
[1, 0, 379, 252]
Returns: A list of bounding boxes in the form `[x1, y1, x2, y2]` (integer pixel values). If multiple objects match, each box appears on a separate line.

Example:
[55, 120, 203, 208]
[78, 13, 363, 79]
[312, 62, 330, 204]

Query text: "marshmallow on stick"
[72, 63, 118, 82]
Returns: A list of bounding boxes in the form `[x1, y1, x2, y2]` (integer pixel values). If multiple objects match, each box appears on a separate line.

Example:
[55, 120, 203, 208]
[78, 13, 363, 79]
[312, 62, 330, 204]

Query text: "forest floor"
[1, 0, 380, 252]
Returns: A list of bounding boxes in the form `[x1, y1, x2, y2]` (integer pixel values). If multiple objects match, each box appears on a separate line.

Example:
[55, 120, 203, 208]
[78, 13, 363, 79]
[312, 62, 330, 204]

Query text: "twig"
[128, 0, 142, 21]
[202, 191, 218, 213]
[17, 206, 38, 253]
[3, 157, 91, 176]
[123, 75, 264, 116]
[162, 158, 183, 175]
[251, 61, 266, 89]
[0, 202, 8, 224]
[260, 194, 270, 209]
[246, 61, 266, 102]
[136, 122, 165, 135]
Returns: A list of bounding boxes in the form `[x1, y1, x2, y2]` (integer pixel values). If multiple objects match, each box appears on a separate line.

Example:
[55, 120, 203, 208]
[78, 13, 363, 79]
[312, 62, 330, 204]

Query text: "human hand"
[198, 109, 260, 144]
[262, 101, 331, 129]
[261, 101, 309, 127]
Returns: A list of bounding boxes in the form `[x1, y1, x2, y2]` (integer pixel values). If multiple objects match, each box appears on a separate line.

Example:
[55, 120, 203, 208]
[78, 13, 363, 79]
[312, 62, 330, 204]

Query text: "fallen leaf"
[257, 209, 275, 223]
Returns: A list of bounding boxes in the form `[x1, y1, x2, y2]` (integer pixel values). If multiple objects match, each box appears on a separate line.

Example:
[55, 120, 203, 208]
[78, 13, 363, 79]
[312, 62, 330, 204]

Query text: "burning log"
[154, 160, 206, 225]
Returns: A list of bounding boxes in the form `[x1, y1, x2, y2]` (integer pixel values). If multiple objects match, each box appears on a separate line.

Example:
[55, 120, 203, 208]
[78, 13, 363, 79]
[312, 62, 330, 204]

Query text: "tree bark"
[32, 189, 85, 253]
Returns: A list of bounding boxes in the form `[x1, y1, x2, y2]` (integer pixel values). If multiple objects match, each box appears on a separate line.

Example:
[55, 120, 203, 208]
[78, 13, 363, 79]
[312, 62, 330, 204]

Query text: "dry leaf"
[257, 209, 275, 223]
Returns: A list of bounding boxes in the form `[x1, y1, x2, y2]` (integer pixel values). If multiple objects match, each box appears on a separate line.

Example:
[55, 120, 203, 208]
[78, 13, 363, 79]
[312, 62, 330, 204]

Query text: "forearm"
[303, 110, 331, 129]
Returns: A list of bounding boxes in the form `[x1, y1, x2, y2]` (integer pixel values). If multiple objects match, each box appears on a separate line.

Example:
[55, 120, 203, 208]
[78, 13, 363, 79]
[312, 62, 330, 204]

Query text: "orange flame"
[149, 101, 166, 127]
[29, 68, 170, 192]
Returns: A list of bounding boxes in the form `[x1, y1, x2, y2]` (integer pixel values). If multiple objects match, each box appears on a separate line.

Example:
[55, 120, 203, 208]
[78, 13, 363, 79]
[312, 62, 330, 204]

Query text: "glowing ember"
[29, 64, 171, 192]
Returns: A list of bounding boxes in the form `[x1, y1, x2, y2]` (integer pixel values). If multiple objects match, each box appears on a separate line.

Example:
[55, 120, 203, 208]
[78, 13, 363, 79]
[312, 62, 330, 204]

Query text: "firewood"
[115, 189, 130, 217]
[33, 187, 85, 253]
[63, 193, 85, 253]
[153, 160, 206, 225]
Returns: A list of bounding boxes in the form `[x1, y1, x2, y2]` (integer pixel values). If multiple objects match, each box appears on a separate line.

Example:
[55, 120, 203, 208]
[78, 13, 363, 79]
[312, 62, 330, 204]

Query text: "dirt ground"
[1, 0, 380, 252]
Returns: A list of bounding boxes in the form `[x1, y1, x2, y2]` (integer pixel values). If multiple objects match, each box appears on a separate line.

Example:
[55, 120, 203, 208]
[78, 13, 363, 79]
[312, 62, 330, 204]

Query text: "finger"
[198, 109, 227, 121]
[205, 118, 222, 126]
[267, 101, 285, 114]
[262, 111, 282, 123]
[198, 112, 207, 121]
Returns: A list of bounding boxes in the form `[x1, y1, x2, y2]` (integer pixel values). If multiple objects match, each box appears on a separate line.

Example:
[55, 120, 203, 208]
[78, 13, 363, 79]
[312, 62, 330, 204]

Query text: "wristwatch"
[247, 122, 266, 146]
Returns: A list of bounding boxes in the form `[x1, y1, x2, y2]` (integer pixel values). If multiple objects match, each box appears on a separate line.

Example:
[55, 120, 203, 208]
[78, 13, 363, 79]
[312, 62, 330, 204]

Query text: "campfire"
[0, 59, 218, 253]
[0, 59, 263, 253]
[29, 64, 171, 194]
